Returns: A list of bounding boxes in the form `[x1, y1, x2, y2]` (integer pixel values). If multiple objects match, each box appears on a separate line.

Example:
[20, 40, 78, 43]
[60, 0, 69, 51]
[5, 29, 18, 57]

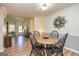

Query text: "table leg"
[43, 44, 47, 56]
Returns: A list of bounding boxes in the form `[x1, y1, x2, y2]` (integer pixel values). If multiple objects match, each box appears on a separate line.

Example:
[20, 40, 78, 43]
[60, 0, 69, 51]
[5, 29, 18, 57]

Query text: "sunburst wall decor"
[53, 16, 67, 29]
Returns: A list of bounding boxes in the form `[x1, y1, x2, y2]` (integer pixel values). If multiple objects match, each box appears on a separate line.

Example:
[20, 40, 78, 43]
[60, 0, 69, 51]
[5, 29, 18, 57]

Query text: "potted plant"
[7, 31, 16, 37]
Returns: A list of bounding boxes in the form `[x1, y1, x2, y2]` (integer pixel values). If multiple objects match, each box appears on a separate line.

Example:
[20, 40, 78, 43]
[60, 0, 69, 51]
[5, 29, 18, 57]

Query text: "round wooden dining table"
[36, 35, 58, 56]
[36, 35, 58, 45]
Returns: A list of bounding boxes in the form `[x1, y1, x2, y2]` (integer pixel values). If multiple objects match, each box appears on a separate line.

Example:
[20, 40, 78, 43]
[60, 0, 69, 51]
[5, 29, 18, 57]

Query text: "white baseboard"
[0, 48, 5, 52]
[64, 47, 79, 54]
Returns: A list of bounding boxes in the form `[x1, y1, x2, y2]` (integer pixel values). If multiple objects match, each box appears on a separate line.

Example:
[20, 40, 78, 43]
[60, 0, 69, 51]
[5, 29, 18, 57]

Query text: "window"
[9, 24, 15, 32]
[18, 25, 23, 32]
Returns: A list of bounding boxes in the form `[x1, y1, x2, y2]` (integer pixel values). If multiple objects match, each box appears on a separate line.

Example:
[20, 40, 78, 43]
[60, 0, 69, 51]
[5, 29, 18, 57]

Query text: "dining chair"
[50, 30, 59, 39]
[46, 33, 68, 56]
[29, 33, 45, 56]
[33, 31, 40, 38]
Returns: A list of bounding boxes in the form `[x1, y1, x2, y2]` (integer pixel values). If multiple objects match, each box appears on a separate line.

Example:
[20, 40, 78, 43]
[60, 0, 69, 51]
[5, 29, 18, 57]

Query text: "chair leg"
[30, 49, 45, 56]
[43, 49, 45, 56]
[60, 52, 63, 56]
[46, 49, 54, 56]
[30, 50, 32, 56]
[55, 53, 58, 56]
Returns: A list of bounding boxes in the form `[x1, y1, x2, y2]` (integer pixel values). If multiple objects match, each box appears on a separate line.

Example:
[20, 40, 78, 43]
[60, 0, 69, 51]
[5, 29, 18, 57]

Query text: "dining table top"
[36, 35, 58, 45]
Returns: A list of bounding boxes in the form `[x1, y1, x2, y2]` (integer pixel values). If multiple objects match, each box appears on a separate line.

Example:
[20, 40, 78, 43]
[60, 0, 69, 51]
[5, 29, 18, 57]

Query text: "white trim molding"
[64, 47, 79, 54]
[0, 48, 5, 52]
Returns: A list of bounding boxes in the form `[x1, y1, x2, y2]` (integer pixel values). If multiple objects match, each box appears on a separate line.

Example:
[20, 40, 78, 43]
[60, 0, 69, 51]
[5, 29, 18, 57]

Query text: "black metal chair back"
[55, 33, 68, 49]
[46, 33, 68, 56]
[50, 30, 59, 39]
[29, 33, 45, 56]
[29, 33, 37, 47]
[34, 31, 40, 37]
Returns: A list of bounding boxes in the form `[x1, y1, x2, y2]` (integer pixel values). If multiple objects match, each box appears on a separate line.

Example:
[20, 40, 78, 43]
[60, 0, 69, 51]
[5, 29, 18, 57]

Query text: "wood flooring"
[2, 36, 79, 56]
[2, 40, 79, 56]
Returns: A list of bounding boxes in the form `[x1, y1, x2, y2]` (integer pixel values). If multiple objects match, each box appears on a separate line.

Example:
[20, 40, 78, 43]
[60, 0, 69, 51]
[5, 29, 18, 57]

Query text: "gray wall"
[65, 34, 79, 51]
[58, 34, 79, 51]
[45, 4, 79, 51]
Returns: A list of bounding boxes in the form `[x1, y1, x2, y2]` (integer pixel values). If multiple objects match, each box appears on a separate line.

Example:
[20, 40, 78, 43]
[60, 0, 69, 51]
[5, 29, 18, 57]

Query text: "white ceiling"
[1, 3, 75, 18]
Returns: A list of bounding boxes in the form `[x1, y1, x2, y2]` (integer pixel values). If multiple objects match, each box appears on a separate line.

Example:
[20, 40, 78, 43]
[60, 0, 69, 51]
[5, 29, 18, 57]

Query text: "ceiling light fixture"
[40, 3, 50, 11]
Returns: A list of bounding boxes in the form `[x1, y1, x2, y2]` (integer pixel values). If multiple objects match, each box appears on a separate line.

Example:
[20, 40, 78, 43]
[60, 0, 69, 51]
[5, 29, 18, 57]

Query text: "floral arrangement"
[53, 16, 67, 29]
